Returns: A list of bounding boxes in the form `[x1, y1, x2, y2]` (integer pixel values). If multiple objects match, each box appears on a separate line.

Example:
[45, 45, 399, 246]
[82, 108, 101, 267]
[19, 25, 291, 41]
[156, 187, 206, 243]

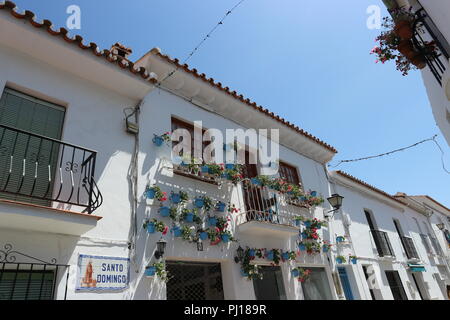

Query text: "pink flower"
[162, 226, 168, 235]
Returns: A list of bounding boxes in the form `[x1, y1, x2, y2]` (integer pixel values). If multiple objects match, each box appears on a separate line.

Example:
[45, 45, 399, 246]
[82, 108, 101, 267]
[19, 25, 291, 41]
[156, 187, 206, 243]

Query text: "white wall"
[331, 182, 447, 300]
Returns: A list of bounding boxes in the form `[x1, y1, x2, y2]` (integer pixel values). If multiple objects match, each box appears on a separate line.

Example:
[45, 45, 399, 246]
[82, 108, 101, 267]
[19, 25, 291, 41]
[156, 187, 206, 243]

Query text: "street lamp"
[154, 238, 167, 259]
[327, 194, 344, 212]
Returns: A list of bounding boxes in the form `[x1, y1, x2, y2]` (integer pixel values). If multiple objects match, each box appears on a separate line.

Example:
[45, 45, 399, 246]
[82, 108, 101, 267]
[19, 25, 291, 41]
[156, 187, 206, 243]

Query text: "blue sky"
[12, 0, 450, 206]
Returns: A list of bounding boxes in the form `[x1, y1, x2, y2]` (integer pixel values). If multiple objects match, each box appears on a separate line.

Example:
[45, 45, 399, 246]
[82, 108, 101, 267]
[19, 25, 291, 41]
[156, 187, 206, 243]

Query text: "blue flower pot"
[322, 246, 329, 253]
[336, 236, 345, 243]
[241, 269, 248, 277]
[295, 220, 301, 227]
[152, 136, 164, 147]
[170, 193, 181, 204]
[248, 249, 256, 258]
[299, 243, 306, 251]
[301, 232, 308, 239]
[291, 269, 300, 277]
[299, 196, 307, 201]
[316, 224, 322, 230]
[216, 202, 226, 212]
[146, 188, 156, 199]
[250, 178, 261, 185]
[159, 206, 170, 217]
[336, 257, 344, 264]
[184, 212, 194, 223]
[351, 258, 357, 265]
[199, 232, 208, 241]
[266, 251, 274, 260]
[310, 191, 317, 197]
[304, 221, 312, 228]
[281, 252, 289, 260]
[145, 266, 156, 277]
[225, 164, 235, 170]
[221, 234, 230, 243]
[221, 173, 228, 179]
[208, 217, 218, 227]
[147, 222, 155, 234]
[194, 198, 204, 208]
[172, 227, 182, 237]
[201, 166, 209, 173]
[180, 161, 189, 167]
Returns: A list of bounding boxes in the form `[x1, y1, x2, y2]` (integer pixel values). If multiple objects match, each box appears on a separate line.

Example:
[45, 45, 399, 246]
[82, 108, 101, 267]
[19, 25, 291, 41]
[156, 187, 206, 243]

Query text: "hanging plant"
[220, 230, 235, 243]
[322, 241, 332, 253]
[215, 201, 227, 212]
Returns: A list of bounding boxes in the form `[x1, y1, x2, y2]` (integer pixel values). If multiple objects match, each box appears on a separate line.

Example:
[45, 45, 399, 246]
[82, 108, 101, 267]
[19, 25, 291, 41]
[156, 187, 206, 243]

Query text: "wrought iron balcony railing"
[413, 8, 449, 86]
[370, 230, 395, 257]
[400, 236, 420, 260]
[236, 180, 311, 228]
[429, 235, 443, 256]
[0, 124, 102, 214]
[420, 234, 433, 255]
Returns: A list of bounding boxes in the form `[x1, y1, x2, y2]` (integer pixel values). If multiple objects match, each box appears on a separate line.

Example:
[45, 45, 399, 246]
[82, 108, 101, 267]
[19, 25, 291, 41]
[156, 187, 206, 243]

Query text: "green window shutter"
[0, 88, 65, 205]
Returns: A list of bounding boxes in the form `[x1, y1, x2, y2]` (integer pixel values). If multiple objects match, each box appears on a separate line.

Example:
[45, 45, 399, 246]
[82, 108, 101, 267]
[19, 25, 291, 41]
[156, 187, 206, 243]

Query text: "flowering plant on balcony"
[371, 9, 437, 76]
[181, 208, 202, 224]
[201, 196, 215, 212]
[205, 163, 224, 178]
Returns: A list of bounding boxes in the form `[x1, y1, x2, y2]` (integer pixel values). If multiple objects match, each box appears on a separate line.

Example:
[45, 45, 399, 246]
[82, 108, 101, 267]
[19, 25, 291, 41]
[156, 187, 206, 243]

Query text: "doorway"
[253, 266, 286, 300]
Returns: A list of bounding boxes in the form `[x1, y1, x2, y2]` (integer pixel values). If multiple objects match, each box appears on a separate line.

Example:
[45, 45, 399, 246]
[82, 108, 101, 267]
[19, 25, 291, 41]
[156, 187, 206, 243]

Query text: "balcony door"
[385, 271, 408, 300]
[0, 88, 65, 205]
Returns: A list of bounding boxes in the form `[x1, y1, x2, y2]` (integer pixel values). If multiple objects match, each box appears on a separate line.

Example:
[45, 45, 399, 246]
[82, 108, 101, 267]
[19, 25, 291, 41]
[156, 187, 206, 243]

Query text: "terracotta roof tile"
[335, 170, 405, 205]
[151, 48, 337, 154]
[0, 1, 157, 84]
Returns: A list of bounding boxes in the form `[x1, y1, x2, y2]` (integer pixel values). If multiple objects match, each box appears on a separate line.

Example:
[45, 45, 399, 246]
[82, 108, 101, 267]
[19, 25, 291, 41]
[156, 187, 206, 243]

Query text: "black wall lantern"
[155, 238, 167, 259]
[327, 194, 344, 213]
[234, 246, 244, 263]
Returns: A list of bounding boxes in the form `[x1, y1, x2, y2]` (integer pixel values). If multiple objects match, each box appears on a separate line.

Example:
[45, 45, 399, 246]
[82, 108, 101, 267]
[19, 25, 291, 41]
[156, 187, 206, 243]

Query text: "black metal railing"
[400, 236, 420, 260]
[0, 244, 69, 300]
[413, 8, 449, 86]
[0, 124, 102, 214]
[371, 230, 395, 257]
[429, 235, 443, 256]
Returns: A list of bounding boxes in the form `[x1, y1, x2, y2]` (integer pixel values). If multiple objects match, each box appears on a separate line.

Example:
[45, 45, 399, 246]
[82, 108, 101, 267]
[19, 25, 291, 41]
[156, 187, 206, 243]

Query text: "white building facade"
[0, 1, 448, 301]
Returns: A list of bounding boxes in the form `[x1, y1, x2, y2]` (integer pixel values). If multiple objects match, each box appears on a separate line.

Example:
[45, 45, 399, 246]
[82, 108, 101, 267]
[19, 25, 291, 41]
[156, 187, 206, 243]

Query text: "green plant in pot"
[181, 225, 194, 241]
[169, 207, 179, 221]
[153, 261, 169, 282]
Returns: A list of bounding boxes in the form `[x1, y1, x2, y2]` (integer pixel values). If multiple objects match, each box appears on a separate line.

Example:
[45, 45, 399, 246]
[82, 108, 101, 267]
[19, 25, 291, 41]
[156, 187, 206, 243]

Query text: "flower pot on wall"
[336, 257, 344, 264]
[172, 226, 182, 237]
[145, 266, 156, 277]
[170, 193, 181, 204]
[299, 243, 306, 251]
[184, 212, 194, 223]
[194, 198, 204, 208]
[159, 206, 170, 217]
[199, 232, 208, 241]
[266, 251, 274, 260]
[291, 269, 300, 277]
[281, 252, 289, 260]
[394, 20, 413, 40]
[351, 258, 358, 264]
[221, 234, 230, 243]
[216, 202, 226, 212]
[208, 217, 218, 227]
[146, 188, 156, 199]
[248, 249, 256, 258]
[147, 222, 156, 234]
[152, 136, 164, 147]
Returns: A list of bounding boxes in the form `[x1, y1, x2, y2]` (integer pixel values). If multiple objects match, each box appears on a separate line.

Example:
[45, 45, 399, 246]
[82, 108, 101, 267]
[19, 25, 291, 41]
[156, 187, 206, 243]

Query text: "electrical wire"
[157, 0, 247, 85]
[329, 134, 450, 174]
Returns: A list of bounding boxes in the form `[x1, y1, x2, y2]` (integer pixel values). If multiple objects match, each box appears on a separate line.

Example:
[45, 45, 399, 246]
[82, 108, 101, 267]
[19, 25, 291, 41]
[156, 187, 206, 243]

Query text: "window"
[253, 266, 286, 300]
[301, 267, 333, 300]
[0, 88, 65, 206]
[0, 270, 55, 300]
[278, 161, 300, 185]
[385, 271, 408, 300]
[171, 117, 206, 160]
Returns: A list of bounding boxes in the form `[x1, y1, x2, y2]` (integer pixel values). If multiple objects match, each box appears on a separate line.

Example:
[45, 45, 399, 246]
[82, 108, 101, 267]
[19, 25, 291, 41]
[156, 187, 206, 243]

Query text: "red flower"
[162, 226, 168, 235]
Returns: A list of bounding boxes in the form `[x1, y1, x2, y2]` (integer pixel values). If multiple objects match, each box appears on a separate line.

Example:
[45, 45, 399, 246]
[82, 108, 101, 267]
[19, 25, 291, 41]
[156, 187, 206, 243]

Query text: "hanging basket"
[394, 20, 413, 40]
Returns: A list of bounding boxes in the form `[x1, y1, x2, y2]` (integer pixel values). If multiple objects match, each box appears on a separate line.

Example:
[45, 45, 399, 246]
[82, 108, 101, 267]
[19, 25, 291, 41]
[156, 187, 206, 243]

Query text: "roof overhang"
[136, 49, 337, 164]
[330, 171, 405, 211]
[0, 6, 154, 100]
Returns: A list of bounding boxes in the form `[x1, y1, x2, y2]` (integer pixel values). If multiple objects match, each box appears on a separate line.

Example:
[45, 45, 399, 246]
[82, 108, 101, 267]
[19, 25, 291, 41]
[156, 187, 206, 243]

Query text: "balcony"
[420, 234, 433, 255]
[370, 230, 395, 258]
[0, 124, 103, 235]
[400, 236, 420, 261]
[413, 8, 449, 86]
[235, 182, 309, 238]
